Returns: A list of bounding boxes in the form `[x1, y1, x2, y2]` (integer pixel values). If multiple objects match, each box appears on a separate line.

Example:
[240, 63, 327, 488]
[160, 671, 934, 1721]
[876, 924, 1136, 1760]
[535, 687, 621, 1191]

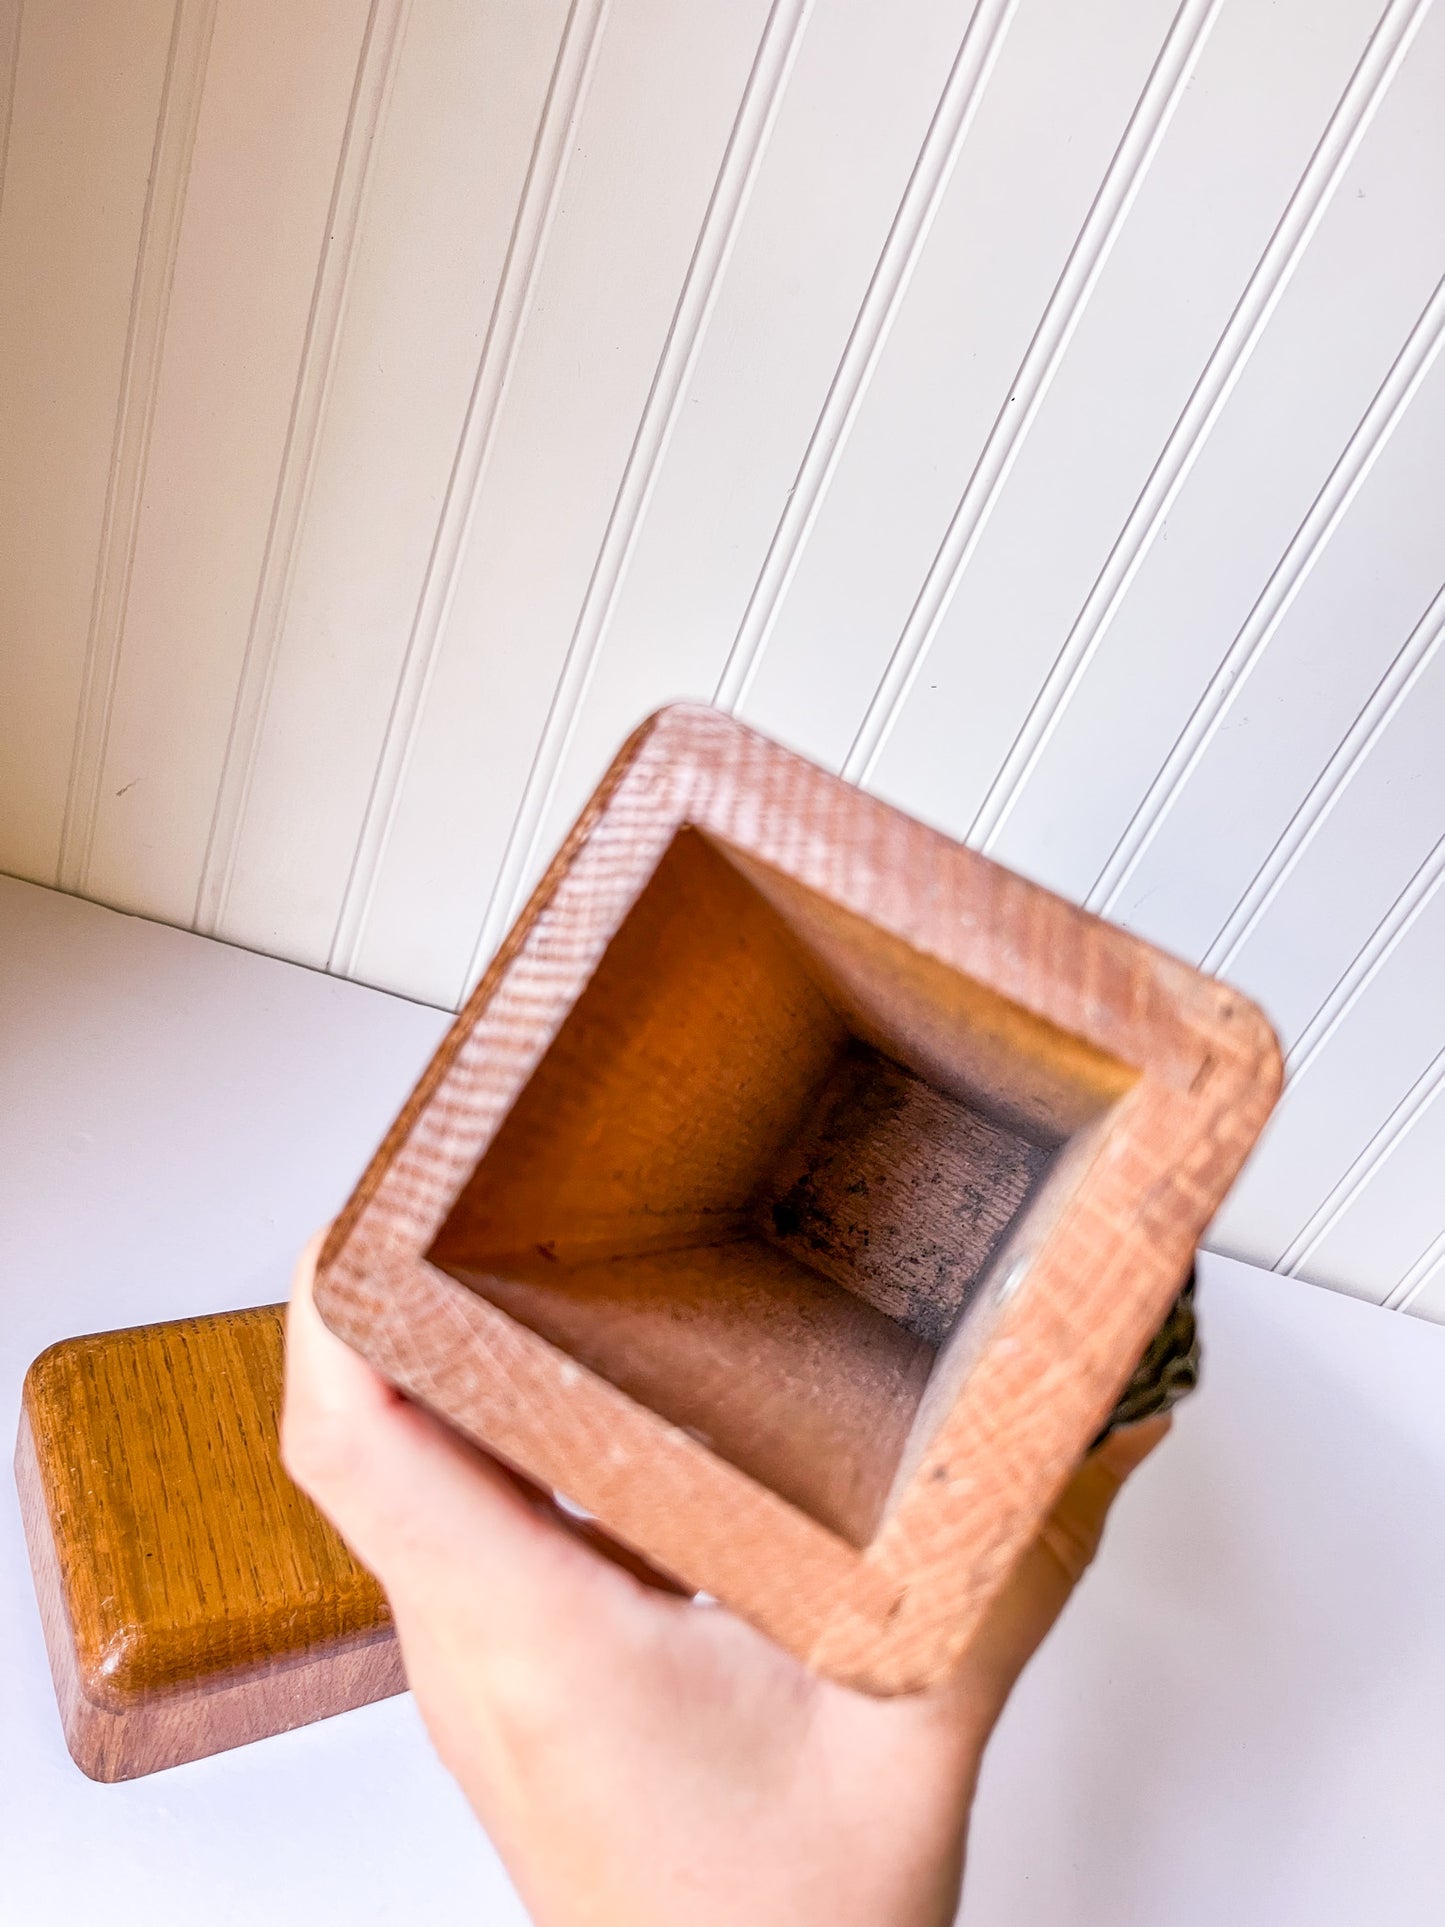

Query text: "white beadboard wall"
[1, 0, 1442, 1317]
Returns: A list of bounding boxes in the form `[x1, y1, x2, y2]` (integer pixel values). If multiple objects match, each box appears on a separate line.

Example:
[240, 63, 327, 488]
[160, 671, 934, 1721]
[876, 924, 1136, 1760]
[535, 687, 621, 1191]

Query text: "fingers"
[1037, 1414, 1171, 1584]
[937, 1413, 1172, 1736]
[282, 1234, 643, 1668]
[284, 1224, 1171, 1753]
[282, 1232, 400, 1453]
[1092, 1411, 1173, 1484]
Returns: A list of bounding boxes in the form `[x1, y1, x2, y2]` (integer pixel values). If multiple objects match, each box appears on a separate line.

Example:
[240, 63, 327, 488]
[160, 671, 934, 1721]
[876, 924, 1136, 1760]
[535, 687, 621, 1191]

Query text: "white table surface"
[2, 872, 1442, 1925]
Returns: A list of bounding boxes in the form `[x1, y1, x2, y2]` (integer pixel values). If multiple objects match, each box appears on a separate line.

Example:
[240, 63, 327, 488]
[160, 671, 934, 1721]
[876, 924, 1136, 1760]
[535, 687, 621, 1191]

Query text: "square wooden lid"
[17, 1305, 401, 1779]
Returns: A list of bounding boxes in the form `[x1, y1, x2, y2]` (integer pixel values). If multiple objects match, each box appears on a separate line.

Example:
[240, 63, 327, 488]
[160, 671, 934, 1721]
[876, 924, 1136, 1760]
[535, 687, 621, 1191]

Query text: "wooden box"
[315, 705, 1280, 1693]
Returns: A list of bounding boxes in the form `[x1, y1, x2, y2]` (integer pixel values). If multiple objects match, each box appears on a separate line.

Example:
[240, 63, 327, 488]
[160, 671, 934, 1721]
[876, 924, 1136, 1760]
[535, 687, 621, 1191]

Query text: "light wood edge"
[318, 710, 668, 1277]
[317, 703, 1282, 1694]
[319, 1251, 889, 1656]
[14, 1398, 405, 1783]
[814, 1075, 1276, 1688]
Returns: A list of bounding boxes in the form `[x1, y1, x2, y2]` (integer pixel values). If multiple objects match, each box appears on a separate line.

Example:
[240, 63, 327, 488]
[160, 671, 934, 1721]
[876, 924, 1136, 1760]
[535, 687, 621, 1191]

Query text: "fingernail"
[1094, 1413, 1171, 1483]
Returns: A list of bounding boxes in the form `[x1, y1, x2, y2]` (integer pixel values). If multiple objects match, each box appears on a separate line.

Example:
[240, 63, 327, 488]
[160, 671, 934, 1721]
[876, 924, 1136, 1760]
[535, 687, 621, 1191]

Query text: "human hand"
[283, 1234, 1167, 1927]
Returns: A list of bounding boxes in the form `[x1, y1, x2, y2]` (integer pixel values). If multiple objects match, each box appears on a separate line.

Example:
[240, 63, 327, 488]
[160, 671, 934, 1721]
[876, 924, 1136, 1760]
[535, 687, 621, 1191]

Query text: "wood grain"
[758, 1039, 1052, 1345]
[316, 703, 1283, 1693]
[462, 1242, 933, 1547]
[16, 1304, 402, 1781]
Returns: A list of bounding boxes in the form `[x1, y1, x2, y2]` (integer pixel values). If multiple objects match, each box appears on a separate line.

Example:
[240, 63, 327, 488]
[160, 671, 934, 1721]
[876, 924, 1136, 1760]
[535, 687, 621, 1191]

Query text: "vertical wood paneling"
[841, 0, 1224, 787]
[326, 0, 605, 982]
[210, 0, 573, 969]
[968, 0, 1434, 862]
[1220, 624, 1445, 1050]
[1209, 870, 1445, 1267]
[860, 0, 1412, 843]
[194, 0, 412, 939]
[0, 0, 176, 881]
[1393, 1234, 1445, 1318]
[59, 0, 218, 895]
[456, 0, 817, 984]
[984, 7, 1445, 920]
[508, 0, 1002, 937]
[2, 0, 1443, 1316]
[80, 0, 370, 924]
[730, 0, 1183, 775]
[341, 0, 774, 1005]
[717, 0, 1021, 721]
[1204, 585, 1445, 979]
[1284, 1052, 1445, 1300]
[1089, 287, 1445, 971]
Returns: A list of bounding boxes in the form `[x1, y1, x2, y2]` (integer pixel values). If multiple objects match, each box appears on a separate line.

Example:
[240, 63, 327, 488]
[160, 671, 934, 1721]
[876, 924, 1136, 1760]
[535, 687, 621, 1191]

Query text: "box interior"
[428, 828, 1137, 1547]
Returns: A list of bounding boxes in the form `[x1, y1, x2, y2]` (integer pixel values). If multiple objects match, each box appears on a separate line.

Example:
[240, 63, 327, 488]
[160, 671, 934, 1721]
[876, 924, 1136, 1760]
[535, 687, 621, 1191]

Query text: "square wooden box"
[315, 705, 1280, 1693]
